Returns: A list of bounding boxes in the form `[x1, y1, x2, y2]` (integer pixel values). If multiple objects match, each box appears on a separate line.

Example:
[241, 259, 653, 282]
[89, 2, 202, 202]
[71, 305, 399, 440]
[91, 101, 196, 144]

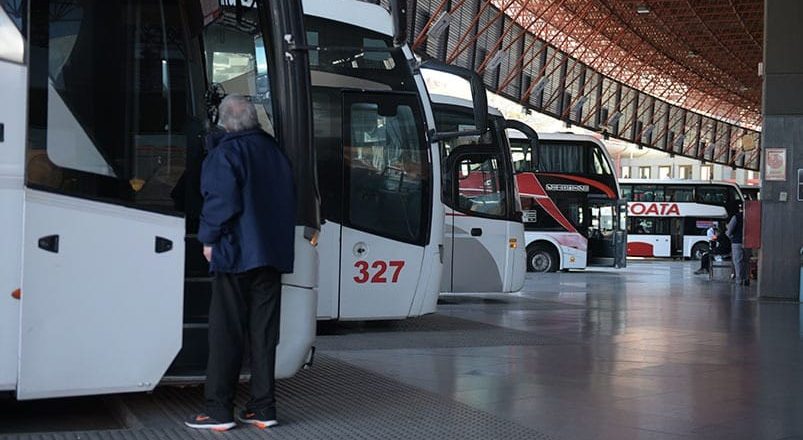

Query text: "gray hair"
[218, 94, 259, 132]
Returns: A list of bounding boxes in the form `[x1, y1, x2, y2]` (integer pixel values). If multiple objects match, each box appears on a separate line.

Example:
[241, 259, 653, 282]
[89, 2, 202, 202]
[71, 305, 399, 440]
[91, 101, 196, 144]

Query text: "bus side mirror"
[505, 119, 539, 170]
[420, 60, 488, 141]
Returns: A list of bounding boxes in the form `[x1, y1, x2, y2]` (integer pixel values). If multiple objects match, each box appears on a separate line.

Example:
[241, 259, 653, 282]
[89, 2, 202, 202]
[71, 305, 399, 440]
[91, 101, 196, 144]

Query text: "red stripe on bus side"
[516, 173, 577, 233]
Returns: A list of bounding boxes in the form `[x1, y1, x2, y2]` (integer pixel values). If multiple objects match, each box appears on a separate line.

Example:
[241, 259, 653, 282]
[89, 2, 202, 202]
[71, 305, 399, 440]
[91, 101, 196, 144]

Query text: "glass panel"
[0, 0, 25, 63]
[678, 165, 692, 179]
[347, 100, 428, 244]
[538, 141, 586, 173]
[631, 184, 665, 202]
[665, 186, 694, 202]
[658, 166, 672, 179]
[456, 155, 506, 217]
[510, 139, 532, 173]
[27, 0, 190, 214]
[592, 149, 613, 175]
[304, 16, 409, 91]
[620, 185, 632, 201]
[590, 204, 614, 239]
[638, 166, 651, 179]
[620, 166, 631, 179]
[203, 8, 274, 135]
[696, 186, 728, 204]
[627, 217, 670, 235]
[1, 0, 24, 31]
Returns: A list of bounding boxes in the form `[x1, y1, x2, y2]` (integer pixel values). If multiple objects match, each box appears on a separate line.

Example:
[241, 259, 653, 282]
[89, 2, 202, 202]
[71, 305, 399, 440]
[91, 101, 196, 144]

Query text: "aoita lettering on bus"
[629, 202, 681, 216]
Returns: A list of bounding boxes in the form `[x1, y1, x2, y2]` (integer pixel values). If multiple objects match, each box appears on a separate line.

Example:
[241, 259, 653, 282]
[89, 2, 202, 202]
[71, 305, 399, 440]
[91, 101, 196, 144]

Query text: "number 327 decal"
[353, 260, 406, 284]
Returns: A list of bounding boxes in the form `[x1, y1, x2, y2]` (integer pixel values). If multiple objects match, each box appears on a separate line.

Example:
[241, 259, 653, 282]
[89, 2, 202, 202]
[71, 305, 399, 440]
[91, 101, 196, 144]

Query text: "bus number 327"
[354, 260, 406, 284]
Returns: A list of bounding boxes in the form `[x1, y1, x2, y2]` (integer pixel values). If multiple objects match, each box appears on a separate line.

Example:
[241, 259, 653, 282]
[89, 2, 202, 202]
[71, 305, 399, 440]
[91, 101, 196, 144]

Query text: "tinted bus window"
[665, 186, 694, 202]
[627, 217, 670, 235]
[631, 185, 665, 202]
[620, 185, 632, 201]
[538, 142, 586, 174]
[27, 0, 190, 214]
[696, 186, 728, 204]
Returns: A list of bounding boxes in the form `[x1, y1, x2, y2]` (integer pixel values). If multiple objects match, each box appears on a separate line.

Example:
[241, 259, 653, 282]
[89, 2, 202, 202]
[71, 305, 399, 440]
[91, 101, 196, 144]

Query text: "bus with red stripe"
[619, 179, 744, 259]
[507, 129, 627, 272]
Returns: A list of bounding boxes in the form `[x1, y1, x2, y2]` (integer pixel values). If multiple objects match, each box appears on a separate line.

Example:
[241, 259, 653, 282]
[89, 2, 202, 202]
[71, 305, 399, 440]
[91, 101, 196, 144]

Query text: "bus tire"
[690, 242, 709, 260]
[527, 243, 558, 273]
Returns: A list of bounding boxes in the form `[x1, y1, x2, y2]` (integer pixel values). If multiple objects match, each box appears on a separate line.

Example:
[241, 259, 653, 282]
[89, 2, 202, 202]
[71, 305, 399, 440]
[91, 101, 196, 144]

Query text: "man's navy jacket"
[198, 128, 296, 274]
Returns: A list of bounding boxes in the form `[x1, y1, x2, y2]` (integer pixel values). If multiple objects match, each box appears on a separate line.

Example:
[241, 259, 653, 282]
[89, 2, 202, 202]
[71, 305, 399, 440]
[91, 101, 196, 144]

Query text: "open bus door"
[17, 2, 188, 399]
[588, 200, 617, 267]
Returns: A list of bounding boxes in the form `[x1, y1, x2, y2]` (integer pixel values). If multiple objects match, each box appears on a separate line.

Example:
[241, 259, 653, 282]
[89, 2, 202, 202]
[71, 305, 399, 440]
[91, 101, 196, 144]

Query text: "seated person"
[695, 230, 731, 275]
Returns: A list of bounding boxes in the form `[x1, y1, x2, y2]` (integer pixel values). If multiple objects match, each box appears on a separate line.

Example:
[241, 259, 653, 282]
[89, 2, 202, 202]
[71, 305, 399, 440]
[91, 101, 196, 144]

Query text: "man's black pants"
[205, 266, 281, 422]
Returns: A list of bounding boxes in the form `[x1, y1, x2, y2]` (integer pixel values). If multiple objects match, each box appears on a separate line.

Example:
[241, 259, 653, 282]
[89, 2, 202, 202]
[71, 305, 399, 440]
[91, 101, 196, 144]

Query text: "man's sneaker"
[694, 268, 708, 275]
[237, 409, 278, 429]
[184, 414, 236, 431]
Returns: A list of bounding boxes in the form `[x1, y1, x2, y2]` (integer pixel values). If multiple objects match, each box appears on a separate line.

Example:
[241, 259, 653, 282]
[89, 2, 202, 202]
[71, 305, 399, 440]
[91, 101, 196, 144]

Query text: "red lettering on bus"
[628, 202, 681, 216]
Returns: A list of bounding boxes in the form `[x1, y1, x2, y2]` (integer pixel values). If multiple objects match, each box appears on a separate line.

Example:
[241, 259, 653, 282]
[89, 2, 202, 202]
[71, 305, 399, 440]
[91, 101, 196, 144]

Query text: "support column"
[759, 0, 803, 299]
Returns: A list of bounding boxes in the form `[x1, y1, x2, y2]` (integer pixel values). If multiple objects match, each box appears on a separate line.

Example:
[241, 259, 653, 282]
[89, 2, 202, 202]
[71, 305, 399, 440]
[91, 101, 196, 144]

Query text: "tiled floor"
[322, 260, 803, 440]
[5, 259, 803, 440]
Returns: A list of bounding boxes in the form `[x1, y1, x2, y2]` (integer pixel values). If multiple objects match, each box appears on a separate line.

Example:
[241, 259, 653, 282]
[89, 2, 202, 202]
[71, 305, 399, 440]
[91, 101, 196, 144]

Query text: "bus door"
[614, 201, 628, 268]
[18, 1, 187, 398]
[670, 218, 685, 257]
[335, 91, 431, 319]
[443, 146, 516, 292]
[588, 200, 617, 267]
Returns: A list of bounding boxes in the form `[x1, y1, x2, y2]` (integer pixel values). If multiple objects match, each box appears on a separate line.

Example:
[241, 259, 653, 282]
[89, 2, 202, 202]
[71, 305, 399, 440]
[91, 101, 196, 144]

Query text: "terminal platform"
[3, 260, 802, 440]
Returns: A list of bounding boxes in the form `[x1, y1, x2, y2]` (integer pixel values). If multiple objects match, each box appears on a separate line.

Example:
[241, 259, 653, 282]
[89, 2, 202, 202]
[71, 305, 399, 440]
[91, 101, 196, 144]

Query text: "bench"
[709, 255, 732, 280]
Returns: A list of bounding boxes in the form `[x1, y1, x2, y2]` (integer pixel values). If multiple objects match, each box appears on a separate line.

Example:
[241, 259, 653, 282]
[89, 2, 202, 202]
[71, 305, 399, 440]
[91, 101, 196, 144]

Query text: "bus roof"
[619, 179, 743, 189]
[429, 94, 503, 117]
[303, 0, 393, 36]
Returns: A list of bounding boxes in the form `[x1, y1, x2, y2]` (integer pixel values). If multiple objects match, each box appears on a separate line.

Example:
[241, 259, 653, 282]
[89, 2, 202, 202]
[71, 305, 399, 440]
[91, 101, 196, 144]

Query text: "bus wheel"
[690, 242, 709, 260]
[527, 244, 558, 273]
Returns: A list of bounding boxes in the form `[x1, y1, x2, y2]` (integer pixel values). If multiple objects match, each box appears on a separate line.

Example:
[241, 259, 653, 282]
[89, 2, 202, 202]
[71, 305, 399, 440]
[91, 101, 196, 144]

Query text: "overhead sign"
[627, 202, 727, 218]
[765, 148, 787, 181]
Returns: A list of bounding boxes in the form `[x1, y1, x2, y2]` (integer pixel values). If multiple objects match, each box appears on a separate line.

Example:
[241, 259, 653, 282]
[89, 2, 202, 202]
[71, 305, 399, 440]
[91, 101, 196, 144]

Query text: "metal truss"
[407, 0, 762, 170]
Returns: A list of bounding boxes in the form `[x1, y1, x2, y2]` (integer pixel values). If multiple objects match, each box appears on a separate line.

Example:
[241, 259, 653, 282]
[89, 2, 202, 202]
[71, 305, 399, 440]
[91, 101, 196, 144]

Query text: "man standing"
[186, 95, 296, 431]
[726, 202, 747, 286]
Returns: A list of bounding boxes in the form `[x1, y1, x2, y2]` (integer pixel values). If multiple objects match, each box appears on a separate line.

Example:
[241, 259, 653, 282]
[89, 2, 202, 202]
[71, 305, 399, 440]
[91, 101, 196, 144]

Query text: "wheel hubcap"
[531, 252, 551, 272]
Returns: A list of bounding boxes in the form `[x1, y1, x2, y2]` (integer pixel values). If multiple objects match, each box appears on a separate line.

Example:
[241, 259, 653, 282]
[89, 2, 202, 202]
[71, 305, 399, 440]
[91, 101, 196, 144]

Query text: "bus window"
[632, 185, 665, 202]
[590, 204, 615, 238]
[620, 185, 633, 201]
[538, 142, 584, 173]
[27, 0, 189, 213]
[592, 148, 613, 175]
[509, 139, 532, 172]
[455, 155, 505, 217]
[628, 217, 670, 235]
[204, 13, 275, 135]
[666, 186, 694, 202]
[696, 186, 728, 204]
[346, 98, 429, 244]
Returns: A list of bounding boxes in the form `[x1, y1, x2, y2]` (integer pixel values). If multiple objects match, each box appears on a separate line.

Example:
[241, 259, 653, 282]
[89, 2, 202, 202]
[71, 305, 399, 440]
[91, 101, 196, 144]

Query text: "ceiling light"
[636, 4, 650, 14]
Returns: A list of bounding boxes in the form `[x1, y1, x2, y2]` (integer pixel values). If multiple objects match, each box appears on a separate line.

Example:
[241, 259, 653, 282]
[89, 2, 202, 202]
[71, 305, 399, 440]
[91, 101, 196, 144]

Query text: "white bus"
[304, 1, 486, 319]
[0, 0, 468, 400]
[619, 179, 744, 259]
[507, 128, 627, 272]
[429, 94, 526, 293]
